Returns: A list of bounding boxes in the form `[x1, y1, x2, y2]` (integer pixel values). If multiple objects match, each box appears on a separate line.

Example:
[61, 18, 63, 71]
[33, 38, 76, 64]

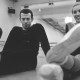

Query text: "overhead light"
[49, 1, 54, 5]
[21, 5, 29, 10]
[39, 8, 41, 12]
[24, 6, 29, 8]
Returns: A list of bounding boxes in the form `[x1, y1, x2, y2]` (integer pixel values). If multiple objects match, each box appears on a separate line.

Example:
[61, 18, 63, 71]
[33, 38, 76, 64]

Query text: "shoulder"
[9, 26, 22, 35]
[32, 23, 44, 30]
[11, 26, 22, 31]
[12, 26, 22, 29]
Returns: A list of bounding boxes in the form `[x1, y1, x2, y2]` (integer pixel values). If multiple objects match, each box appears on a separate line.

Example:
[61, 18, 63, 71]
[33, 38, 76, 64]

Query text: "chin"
[76, 20, 80, 23]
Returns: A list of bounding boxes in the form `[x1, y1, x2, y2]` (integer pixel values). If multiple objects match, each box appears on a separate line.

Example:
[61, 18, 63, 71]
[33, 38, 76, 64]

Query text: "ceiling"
[18, 0, 76, 17]
[12, 0, 75, 5]
[10, 0, 76, 17]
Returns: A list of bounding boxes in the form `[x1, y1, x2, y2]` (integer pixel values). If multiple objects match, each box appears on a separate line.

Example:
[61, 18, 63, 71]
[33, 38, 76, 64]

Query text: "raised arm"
[46, 23, 80, 63]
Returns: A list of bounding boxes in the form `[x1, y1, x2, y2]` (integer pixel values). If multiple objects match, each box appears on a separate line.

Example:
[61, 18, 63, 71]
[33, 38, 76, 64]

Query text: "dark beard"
[23, 24, 31, 30]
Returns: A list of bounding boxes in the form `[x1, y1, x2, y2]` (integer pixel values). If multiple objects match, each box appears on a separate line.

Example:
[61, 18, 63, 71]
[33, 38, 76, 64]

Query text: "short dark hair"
[20, 8, 33, 19]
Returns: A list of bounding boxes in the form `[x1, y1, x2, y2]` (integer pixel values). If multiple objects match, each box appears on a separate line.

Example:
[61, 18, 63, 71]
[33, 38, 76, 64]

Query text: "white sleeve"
[46, 23, 80, 63]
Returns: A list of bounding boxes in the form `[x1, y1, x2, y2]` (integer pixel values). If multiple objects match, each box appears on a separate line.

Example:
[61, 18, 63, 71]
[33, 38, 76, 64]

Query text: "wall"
[0, 0, 18, 41]
[0, 0, 64, 44]
[37, 19, 64, 43]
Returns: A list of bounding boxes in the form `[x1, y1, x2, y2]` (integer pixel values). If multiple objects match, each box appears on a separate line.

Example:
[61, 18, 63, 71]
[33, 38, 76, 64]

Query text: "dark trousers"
[0, 56, 37, 76]
[62, 67, 80, 80]
[0, 62, 36, 76]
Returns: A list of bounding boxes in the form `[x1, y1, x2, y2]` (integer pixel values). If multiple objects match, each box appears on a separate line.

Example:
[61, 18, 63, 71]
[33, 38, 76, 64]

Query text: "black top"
[65, 24, 69, 33]
[1, 23, 50, 70]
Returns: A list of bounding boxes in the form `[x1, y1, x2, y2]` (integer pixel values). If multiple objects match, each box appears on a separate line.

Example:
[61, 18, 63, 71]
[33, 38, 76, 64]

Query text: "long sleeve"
[38, 24, 50, 55]
[2, 26, 20, 52]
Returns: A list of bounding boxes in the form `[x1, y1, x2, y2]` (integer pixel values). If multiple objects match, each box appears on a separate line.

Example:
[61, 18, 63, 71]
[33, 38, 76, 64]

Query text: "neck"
[22, 27, 30, 31]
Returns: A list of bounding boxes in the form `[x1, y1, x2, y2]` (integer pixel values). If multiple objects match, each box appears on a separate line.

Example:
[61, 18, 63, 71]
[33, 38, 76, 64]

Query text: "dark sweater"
[1, 23, 50, 72]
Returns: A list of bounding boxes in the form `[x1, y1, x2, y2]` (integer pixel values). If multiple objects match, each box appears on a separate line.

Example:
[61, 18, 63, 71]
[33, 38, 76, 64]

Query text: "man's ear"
[31, 18, 33, 22]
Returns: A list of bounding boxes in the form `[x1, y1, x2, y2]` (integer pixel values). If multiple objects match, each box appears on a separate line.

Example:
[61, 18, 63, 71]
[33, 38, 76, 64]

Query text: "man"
[45, 2, 80, 80]
[0, 8, 50, 75]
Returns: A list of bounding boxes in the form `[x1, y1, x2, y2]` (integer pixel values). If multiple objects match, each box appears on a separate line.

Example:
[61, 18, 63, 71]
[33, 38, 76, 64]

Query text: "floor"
[0, 71, 36, 80]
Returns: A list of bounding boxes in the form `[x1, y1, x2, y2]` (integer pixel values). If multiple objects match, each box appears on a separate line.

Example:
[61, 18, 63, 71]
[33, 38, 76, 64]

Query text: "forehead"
[73, 5, 80, 10]
[21, 13, 31, 18]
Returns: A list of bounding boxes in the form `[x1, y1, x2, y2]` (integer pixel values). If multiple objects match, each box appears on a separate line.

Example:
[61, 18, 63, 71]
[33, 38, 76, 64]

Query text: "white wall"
[38, 20, 64, 43]
[0, 0, 18, 41]
[0, 0, 64, 43]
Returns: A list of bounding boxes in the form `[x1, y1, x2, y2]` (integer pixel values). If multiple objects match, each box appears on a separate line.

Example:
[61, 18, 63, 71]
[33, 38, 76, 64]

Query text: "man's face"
[20, 13, 33, 30]
[72, 5, 80, 23]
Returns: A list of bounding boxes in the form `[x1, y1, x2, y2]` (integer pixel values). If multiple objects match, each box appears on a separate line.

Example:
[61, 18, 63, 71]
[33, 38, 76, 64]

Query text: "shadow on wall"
[42, 18, 65, 34]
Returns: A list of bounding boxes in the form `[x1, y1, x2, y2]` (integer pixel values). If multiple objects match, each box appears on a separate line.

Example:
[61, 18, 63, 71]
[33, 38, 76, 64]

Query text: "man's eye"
[22, 18, 25, 21]
[27, 18, 30, 21]
[73, 10, 77, 14]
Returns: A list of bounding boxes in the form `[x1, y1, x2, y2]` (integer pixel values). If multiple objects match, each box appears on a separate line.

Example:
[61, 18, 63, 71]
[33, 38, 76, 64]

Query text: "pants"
[62, 67, 80, 80]
[0, 51, 37, 76]
[0, 62, 36, 76]
[0, 56, 37, 76]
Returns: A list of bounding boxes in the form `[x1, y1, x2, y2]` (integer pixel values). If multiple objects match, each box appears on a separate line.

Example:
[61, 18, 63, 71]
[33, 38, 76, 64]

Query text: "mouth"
[24, 23, 30, 28]
[75, 15, 80, 20]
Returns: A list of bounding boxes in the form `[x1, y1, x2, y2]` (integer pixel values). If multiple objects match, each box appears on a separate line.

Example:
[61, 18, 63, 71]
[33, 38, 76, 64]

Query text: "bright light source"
[39, 8, 41, 12]
[65, 17, 72, 24]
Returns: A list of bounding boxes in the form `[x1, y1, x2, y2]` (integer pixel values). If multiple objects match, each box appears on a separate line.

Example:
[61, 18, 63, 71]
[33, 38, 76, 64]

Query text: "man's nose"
[24, 19, 28, 22]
